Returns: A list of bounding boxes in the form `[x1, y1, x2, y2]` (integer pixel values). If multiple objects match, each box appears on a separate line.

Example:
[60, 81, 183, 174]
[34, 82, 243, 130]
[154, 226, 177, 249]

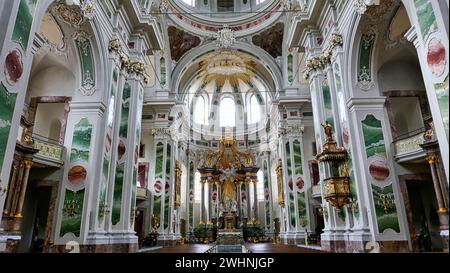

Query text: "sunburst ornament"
[198, 50, 256, 87]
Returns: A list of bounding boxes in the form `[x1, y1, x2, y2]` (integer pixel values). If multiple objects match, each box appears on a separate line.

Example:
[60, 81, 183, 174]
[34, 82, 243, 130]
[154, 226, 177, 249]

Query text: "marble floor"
[143, 244, 214, 253]
[245, 243, 325, 253]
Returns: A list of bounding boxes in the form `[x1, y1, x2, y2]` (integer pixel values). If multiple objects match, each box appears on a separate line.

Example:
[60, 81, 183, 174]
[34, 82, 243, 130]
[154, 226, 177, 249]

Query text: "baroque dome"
[168, 0, 283, 37]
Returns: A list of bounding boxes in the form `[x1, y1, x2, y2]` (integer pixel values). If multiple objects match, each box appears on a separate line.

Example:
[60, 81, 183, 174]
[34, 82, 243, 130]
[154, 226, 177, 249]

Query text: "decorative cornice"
[151, 128, 171, 139]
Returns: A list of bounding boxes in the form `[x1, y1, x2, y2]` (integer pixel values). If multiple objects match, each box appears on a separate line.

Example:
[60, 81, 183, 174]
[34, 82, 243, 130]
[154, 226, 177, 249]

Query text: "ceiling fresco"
[252, 22, 284, 58]
[168, 26, 201, 62]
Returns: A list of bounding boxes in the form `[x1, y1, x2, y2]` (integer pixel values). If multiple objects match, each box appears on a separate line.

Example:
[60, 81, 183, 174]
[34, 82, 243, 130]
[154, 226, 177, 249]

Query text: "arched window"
[194, 96, 208, 125]
[194, 171, 201, 202]
[257, 170, 265, 201]
[220, 97, 236, 127]
[181, 0, 195, 6]
[160, 57, 166, 87]
[287, 54, 294, 83]
[218, 0, 234, 12]
[248, 94, 261, 124]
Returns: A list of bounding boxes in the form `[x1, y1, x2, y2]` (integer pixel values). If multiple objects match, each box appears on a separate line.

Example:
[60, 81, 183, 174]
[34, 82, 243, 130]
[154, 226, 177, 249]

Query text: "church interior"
[0, 0, 448, 254]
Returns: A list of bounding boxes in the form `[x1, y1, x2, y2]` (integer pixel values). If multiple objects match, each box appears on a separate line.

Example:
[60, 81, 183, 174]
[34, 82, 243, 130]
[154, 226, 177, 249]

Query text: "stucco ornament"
[55, 0, 96, 27]
[281, 0, 292, 11]
[354, 0, 380, 14]
[216, 25, 235, 49]
[160, 0, 169, 13]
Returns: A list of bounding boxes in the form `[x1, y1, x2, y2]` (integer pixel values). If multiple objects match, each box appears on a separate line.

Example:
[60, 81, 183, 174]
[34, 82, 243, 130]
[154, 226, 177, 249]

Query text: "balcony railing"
[393, 128, 426, 162]
[312, 184, 322, 198]
[137, 187, 148, 199]
[32, 134, 65, 165]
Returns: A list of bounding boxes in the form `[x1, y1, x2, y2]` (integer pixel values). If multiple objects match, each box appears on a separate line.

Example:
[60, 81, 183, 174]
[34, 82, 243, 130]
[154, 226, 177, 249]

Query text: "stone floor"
[245, 243, 326, 253]
[142, 244, 214, 253]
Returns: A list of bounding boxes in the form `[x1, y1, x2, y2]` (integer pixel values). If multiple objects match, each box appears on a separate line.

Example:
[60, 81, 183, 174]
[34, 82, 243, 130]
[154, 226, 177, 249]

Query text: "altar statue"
[222, 178, 237, 212]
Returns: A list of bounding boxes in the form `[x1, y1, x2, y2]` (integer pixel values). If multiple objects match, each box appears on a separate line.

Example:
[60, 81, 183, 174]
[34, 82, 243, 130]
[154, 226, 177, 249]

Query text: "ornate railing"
[32, 134, 65, 164]
[393, 129, 425, 160]
[137, 187, 148, 199]
[312, 184, 322, 198]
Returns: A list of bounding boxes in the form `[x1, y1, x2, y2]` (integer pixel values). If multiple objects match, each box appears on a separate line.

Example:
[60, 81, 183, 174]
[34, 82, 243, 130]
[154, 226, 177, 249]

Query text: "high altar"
[197, 138, 260, 243]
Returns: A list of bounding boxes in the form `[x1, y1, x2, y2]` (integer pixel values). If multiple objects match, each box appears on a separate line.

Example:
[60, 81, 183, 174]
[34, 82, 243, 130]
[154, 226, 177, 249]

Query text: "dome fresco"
[168, 0, 282, 37]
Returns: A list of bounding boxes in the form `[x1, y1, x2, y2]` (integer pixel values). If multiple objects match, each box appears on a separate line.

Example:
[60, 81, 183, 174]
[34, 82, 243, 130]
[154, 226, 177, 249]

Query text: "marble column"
[200, 180, 205, 224]
[3, 162, 19, 216]
[246, 181, 251, 222]
[426, 153, 449, 232]
[236, 181, 242, 220]
[9, 162, 25, 218]
[13, 160, 33, 218]
[436, 157, 449, 209]
[207, 181, 212, 224]
[253, 180, 258, 222]
[216, 182, 221, 219]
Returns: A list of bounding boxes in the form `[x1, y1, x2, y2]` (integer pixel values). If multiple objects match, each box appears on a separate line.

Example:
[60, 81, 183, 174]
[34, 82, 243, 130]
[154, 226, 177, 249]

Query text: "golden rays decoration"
[204, 137, 255, 170]
[198, 50, 256, 87]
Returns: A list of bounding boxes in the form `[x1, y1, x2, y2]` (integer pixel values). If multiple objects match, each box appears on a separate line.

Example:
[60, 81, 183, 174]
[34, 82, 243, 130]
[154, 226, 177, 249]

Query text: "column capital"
[151, 128, 171, 139]
[426, 153, 440, 164]
[438, 208, 449, 213]
[23, 160, 33, 169]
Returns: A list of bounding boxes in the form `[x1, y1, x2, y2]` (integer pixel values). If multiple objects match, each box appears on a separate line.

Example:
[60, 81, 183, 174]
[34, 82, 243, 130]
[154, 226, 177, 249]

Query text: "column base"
[280, 231, 308, 245]
[0, 216, 23, 253]
[157, 234, 181, 246]
[440, 230, 449, 253]
[49, 231, 139, 253]
[320, 238, 347, 253]
[321, 237, 410, 253]
[49, 242, 139, 253]
[0, 234, 21, 253]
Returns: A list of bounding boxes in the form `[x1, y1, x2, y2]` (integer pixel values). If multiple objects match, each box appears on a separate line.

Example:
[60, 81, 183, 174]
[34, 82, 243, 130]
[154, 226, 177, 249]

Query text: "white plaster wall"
[303, 124, 316, 162]
[390, 97, 424, 135]
[378, 61, 426, 92]
[34, 103, 65, 140]
[27, 66, 76, 99]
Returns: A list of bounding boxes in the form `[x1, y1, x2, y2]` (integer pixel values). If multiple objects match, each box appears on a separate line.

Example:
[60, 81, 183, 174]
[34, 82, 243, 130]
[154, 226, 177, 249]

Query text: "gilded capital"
[426, 154, 439, 164]
[23, 160, 33, 169]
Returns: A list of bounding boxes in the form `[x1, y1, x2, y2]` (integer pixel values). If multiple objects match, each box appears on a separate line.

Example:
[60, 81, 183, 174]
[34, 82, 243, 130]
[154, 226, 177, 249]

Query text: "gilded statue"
[276, 159, 285, 207]
[341, 162, 349, 177]
[321, 121, 334, 142]
[222, 178, 236, 202]
[151, 214, 160, 234]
